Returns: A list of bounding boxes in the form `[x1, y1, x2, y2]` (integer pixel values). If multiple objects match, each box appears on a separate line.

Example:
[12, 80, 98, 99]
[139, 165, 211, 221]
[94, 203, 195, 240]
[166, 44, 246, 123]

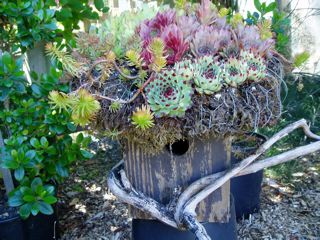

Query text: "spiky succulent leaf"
[71, 89, 101, 126]
[194, 56, 223, 95]
[48, 91, 73, 112]
[131, 105, 155, 130]
[195, 0, 217, 25]
[148, 38, 167, 72]
[223, 58, 248, 87]
[45, 43, 81, 77]
[236, 24, 274, 56]
[126, 50, 143, 67]
[191, 26, 232, 57]
[240, 51, 266, 81]
[218, 8, 229, 17]
[230, 13, 243, 28]
[161, 24, 189, 64]
[258, 20, 273, 40]
[146, 60, 193, 117]
[109, 101, 122, 113]
[177, 16, 200, 41]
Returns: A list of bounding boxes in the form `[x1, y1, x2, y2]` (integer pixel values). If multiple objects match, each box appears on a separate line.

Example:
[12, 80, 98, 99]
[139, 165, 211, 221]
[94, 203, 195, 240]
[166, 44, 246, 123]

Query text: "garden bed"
[59, 138, 320, 240]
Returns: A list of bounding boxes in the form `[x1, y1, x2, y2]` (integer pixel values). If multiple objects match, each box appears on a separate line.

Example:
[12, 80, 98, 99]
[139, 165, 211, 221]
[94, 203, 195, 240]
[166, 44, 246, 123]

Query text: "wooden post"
[26, 41, 51, 75]
[124, 136, 231, 223]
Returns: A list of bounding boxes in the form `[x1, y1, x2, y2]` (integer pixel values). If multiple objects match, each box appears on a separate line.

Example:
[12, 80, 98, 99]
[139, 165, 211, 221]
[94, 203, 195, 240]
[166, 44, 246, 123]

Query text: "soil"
[58, 138, 320, 240]
[0, 189, 19, 222]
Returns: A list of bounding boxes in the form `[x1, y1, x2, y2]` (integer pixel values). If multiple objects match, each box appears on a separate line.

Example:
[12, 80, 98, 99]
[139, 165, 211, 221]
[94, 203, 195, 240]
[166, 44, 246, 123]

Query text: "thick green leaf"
[43, 196, 57, 204]
[31, 177, 42, 191]
[40, 137, 49, 148]
[19, 203, 32, 219]
[8, 194, 24, 207]
[23, 195, 36, 203]
[94, 0, 104, 10]
[31, 202, 40, 216]
[30, 138, 40, 148]
[266, 2, 277, 12]
[25, 150, 36, 159]
[38, 201, 54, 215]
[14, 167, 25, 181]
[80, 149, 93, 159]
[56, 163, 68, 177]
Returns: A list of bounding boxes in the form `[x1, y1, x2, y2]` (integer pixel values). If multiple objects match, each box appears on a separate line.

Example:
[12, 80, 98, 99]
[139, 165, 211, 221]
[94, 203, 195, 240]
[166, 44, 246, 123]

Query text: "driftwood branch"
[107, 119, 320, 240]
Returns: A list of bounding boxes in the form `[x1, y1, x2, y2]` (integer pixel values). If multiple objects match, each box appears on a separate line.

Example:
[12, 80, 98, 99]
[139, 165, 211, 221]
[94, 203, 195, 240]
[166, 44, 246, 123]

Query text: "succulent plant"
[230, 13, 243, 28]
[195, 0, 217, 25]
[161, 24, 189, 64]
[176, 15, 200, 42]
[258, 20, 273, 40]
[71, 89, 101, 127]
[240, 51, 266, 81]
[191, 26, 231, 57]
[126, 50, 143, 68]
[223, 58, 248, 87]
[45, 43, 81, 77]
[109, 101, 122, 113]
[148, 38, 167, 72]
[236, 24, 274, 56]
[194, 56, 223, 95]
[131, 105, 155, 130]
[48, 91, 73, 113]
[145, 60, 193, 117]
[137, 10, 177, 40]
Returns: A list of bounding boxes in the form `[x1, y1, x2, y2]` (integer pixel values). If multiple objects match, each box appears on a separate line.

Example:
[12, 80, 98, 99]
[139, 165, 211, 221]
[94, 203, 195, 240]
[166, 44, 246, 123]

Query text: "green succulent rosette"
[240, 51, 267, 81]
[145, 61, 194, 117]
[194, 56, 223, 95]
[224, 58, 248, 87]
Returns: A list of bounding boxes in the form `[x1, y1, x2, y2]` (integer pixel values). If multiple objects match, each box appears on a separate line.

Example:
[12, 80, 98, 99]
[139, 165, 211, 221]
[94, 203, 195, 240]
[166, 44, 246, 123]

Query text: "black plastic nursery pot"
[0, 213, 25, 240]
[231, 134, 266, 220]
[23, 211, 59, 240]
[231, 155, 263, 220]
[132, 196, 237, 240]
[124, 136, 236, 239]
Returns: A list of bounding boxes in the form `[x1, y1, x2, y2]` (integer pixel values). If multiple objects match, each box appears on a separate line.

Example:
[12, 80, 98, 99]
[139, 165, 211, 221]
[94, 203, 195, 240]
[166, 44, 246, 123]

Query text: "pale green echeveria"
[194, 56, 223, 95]
[240, 51, 266, 81]
[145, 60, 194, 118]
[223, 58, 248, 87]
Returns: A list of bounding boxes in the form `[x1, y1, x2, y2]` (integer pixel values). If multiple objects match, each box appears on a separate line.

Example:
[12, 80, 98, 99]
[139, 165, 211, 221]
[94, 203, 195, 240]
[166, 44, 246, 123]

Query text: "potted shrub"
[0, 52, 93, 239]
[46, 1, 320, 239]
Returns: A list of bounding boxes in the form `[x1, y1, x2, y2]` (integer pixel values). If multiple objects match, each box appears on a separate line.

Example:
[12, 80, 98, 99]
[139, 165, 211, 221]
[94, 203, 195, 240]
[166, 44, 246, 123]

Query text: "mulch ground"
[59, 138, 320, 240]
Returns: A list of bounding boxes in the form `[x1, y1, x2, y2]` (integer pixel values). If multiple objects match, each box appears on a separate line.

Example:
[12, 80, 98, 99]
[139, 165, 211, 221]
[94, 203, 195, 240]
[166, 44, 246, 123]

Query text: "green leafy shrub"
[0, 0, 108, 52]
[0, 53, 92, 218]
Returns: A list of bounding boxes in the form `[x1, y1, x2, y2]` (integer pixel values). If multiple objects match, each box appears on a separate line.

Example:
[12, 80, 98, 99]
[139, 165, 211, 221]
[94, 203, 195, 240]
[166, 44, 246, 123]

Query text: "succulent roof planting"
[47, 0, 284, 153]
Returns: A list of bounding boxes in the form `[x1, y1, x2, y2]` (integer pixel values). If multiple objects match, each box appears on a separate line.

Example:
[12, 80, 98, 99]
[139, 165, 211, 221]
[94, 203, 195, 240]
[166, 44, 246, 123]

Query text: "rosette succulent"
[236, 24, 274, 56]
[131, 105, 155, 130]
[194, 56, 223, 95]
[240, 51, 266, 81]
[145, 60, 193, 117]
[177, 15, 200, 42]
[161, 24, 189, 64]
[191, 26, 231, 57]
[223, 58, 248, 87]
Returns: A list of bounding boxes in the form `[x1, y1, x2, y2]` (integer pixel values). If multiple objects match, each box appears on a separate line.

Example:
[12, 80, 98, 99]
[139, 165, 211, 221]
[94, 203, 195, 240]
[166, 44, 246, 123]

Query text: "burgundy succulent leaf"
[140, 38, 153, 65]
[151, 10, 177, 31]
[161, 24, 189, 64]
